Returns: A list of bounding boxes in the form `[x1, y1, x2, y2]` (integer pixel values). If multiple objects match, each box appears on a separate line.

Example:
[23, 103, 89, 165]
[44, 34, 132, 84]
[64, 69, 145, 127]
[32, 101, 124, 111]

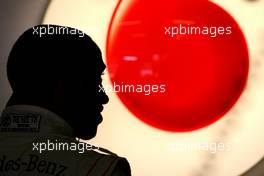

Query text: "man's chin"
[76, 127, 98, 140]
[73, 114, 102, 139]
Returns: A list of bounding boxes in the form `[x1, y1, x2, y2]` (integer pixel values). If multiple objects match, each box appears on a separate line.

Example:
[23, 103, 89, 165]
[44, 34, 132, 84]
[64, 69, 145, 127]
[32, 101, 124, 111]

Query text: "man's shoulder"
[50, 137, 131, 176]
[76, 144, 131, 176]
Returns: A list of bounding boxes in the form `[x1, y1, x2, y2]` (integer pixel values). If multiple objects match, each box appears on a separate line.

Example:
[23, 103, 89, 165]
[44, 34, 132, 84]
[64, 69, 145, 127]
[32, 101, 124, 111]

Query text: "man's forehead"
[96, 52, 106, 73]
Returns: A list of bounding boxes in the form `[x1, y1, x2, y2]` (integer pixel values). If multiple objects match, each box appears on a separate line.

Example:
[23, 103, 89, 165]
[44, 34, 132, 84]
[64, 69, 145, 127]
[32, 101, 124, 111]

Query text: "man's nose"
[100, 90, 109, 104]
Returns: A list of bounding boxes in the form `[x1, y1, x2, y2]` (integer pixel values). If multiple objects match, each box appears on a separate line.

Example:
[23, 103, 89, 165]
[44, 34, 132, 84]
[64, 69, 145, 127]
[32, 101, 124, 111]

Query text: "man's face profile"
[6, 25, 109, 139]
[60, 50, 109, 139]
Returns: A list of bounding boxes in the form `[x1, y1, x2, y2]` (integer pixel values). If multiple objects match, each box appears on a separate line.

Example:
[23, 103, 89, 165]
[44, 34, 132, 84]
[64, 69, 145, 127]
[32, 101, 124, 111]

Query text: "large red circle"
[106, 0, 249, 132]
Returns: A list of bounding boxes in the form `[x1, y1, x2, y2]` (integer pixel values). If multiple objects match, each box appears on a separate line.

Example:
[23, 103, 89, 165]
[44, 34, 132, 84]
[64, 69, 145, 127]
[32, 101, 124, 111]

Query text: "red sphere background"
[106, 0, 249, 132]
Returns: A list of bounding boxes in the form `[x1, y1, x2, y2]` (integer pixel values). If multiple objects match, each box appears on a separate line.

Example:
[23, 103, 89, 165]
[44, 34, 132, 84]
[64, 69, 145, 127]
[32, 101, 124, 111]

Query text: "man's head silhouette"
[6, 25, 109, 139]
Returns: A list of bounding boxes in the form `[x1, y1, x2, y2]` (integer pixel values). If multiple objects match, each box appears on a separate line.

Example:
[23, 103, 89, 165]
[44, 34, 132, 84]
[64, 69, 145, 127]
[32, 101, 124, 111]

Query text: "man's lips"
[97, 113, 103, 124]
[93, 105, 104, 124]
[98, 105, 104, 112]
[98, 106, 104, 122]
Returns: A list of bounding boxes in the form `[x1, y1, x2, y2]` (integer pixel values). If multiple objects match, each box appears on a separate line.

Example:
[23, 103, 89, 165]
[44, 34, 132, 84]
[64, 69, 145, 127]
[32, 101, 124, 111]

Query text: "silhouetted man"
[0, 25, 131, 176]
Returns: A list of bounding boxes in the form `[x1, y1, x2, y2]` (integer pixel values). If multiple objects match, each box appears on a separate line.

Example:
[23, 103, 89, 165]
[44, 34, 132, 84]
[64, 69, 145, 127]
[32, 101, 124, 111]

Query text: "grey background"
[0, 0, 49, 111]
